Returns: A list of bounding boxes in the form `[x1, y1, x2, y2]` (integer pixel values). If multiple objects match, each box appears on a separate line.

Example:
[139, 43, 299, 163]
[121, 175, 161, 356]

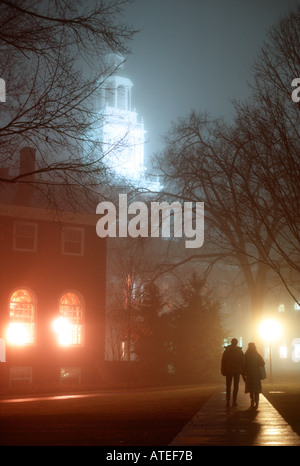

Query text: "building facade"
[0, 148, 106, 389]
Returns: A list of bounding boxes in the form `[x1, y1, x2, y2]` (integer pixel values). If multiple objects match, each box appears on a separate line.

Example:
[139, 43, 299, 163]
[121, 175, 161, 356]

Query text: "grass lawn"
[0, 384, 217, 446]
[263, 378, 300, 436]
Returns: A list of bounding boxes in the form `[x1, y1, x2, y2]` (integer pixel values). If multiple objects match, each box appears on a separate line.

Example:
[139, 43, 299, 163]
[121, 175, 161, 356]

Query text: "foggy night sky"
[122, 0, 299, 162]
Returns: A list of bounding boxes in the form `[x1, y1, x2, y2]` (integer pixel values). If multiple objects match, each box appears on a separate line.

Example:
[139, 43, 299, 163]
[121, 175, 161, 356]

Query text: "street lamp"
[259, 319, 282, 382]
[52, 317, 73, 346]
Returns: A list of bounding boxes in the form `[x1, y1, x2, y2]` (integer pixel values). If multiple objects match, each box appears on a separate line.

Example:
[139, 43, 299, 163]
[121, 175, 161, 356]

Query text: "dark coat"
[244, 349, 265, 394]
[221, 344, 245, 376]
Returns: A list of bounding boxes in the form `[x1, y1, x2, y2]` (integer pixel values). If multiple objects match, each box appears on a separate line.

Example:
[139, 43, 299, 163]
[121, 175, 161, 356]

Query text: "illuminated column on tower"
[100, 54, 146, 184]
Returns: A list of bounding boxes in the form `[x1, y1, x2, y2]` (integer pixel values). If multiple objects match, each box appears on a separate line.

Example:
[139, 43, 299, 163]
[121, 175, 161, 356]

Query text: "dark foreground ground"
[0, 384, 216, 446]
[0, 379, 299, 446]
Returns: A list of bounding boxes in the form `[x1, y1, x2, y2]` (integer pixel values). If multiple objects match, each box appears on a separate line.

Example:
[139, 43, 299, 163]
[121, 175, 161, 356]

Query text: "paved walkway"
[170, 389, 300, 446]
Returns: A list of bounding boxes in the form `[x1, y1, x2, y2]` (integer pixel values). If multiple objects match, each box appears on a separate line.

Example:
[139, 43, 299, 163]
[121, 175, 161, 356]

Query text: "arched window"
[54, 292, 84, 346]
[7, 289, 36, 345]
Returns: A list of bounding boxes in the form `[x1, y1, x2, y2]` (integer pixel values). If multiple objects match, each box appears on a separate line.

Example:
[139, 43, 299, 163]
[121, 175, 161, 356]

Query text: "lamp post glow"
[259, 319, 282, 382]
[52, 317, 73, 346]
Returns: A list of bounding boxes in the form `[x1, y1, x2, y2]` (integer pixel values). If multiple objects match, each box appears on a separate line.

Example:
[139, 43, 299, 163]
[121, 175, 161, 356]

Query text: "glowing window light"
[53, 292, 83, 346]
[7, 289, 35, 345]
[279, 346, 288, 359]
[121, 341, 126, 359]
[291, 339, 300, 363]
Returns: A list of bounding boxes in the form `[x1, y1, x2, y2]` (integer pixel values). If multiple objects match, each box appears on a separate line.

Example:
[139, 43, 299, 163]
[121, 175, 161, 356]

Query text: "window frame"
[7, 288, 36, 346]
[13, 221, 38, 252]
[57, 290, 85, 347]
[61, 226, 85, 257]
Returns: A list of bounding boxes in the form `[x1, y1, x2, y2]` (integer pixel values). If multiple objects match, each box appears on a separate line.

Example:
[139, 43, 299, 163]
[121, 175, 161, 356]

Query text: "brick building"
[0, 148, 106, 389]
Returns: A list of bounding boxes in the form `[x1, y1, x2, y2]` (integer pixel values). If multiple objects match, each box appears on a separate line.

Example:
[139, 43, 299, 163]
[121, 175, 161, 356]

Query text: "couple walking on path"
[221, 338, 265, 409]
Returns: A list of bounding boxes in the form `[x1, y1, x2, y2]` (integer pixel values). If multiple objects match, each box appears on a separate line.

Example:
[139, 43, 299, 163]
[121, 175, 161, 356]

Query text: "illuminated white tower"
[100, 54, 146, 184]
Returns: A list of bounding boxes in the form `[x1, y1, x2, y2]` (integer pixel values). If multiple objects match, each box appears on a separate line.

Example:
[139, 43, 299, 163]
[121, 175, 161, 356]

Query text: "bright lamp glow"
[259, 319, 282, 342]
[6, 323, 31, 345]
[53, 317, 73, 346]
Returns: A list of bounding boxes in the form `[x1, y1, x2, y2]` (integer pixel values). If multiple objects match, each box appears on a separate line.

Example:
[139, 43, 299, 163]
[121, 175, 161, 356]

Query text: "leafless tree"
[157, 112, 274, 335]
[155, 7, 300, 336]
[0, 0, 136, 208]
[232, 6, 300, 285]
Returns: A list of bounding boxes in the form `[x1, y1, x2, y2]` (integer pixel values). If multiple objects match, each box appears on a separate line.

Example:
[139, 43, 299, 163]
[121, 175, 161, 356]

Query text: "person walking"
[221, 338, 245, 407]
[244, 342, 265, 409]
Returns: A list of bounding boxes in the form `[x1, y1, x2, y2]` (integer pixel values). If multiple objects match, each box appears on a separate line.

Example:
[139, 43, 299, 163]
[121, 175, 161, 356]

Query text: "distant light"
[259, 319, 282, 342]
[52, 317, 73, 346]
[0, 338, 5, 362]
[291, 338, 300, 363]
[0, 394, 100, 404]
[279, 346, 287, 359]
